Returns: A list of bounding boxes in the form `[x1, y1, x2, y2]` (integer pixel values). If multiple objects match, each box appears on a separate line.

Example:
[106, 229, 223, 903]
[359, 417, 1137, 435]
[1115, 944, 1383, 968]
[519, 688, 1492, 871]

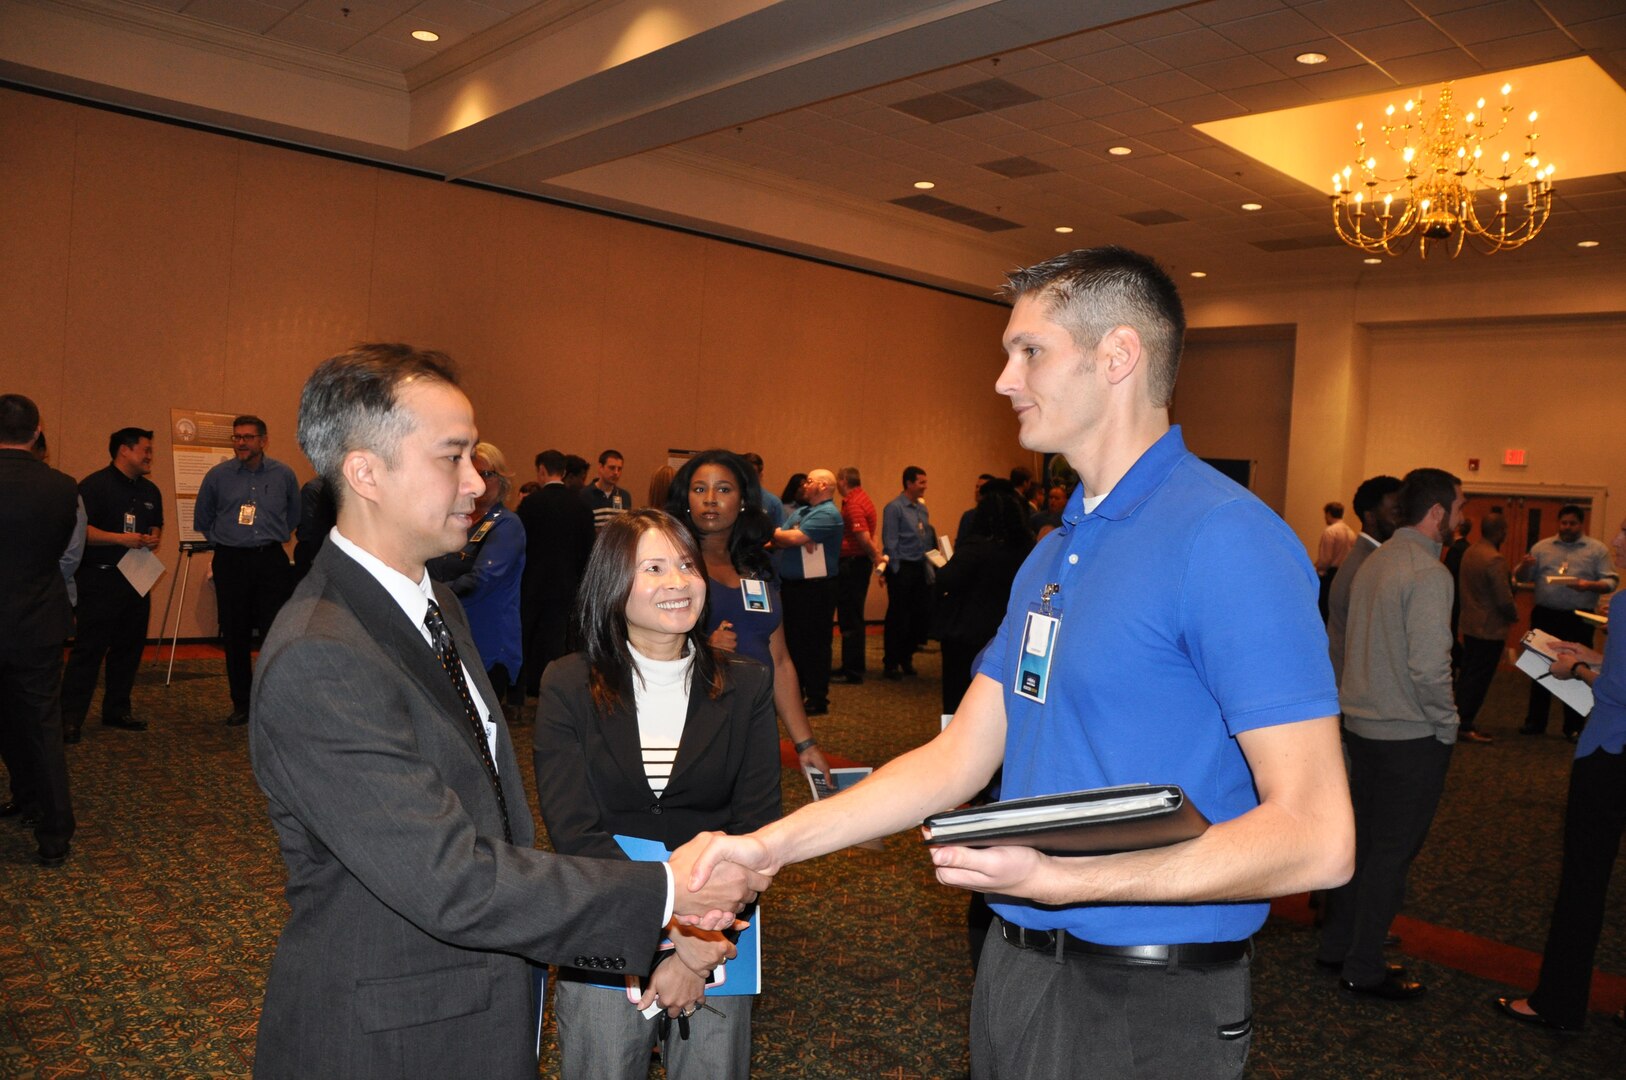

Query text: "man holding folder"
[691, 248, 1353, 1079]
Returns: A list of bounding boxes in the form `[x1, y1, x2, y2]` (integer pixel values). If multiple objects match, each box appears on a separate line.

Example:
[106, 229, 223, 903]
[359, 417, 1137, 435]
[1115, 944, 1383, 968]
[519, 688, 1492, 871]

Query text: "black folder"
[920, 784, 1208, 855]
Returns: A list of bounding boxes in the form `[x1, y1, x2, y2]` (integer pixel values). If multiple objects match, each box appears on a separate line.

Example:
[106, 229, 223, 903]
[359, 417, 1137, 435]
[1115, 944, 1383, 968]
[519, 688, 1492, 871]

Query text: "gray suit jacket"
[249, 543, 666, 1079]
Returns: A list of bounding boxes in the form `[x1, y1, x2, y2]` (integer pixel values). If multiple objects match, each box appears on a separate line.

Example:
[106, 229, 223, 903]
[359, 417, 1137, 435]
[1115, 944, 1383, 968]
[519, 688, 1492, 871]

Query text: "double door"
[1457, 493, 1597, 657]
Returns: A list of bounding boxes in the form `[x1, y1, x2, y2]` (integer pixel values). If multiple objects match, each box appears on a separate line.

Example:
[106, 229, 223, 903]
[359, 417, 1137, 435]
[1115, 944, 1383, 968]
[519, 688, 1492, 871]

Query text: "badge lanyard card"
[1015, 582, 1061, 705]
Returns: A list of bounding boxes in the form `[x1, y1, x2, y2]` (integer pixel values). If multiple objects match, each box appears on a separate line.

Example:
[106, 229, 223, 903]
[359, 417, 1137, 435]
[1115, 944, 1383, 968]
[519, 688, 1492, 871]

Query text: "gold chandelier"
[1331, 82, 1556, 258]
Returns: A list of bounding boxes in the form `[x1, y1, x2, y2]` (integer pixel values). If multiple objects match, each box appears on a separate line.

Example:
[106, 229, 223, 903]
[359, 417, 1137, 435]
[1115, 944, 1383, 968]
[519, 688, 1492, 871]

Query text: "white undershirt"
[629, 644, 693, 797]
[1082, 490, 1110, 514]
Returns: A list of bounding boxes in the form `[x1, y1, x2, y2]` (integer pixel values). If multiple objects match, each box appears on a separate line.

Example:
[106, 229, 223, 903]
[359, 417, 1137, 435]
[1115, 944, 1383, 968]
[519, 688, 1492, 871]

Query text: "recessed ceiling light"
[1054, 226, 1074, 234]
[1577, 240, 1600, 248]
[1189, 271, 1207, 278]
[1108, 145, 1133, 156]
[411, 29, 440, 42]
[1241, 202, 1263, 211]
[1296, 52, 1327, 65]
[1363, 258, 1382, 264]
[913, 180, 935, 190]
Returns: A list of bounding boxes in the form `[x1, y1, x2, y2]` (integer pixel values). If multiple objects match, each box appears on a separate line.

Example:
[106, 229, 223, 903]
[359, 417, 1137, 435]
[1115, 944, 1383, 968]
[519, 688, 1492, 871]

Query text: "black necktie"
[424, 599, 513, 844]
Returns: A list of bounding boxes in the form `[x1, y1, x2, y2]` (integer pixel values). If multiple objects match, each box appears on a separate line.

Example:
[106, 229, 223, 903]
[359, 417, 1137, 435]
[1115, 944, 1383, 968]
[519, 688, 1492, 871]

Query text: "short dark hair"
[1324, 501, 1344, 519]
[1001, 246, 1186, 407]
[233, 415, 267, 436]
[780, 472, 808, 506]
[296, 344, 459, 510]
[1482, 513, 1508, 545]
[1398, 468, 1461, 528]
[1454, 518, 1472, 539]
[902, 465, 925, 488]
[598, 449, 623, 466]
[0, 394, 41, 445]
[968, 479, 1037, 550]
[1558, 504, 1585, 521]
[667, 449, 774, 580]
[741, 452, 764, 475]
[838, 466, 861, 488]
[109, 427, 154, 460]
[575, 509, 724, 715]
[1352, 475, 1402, 519]
[535, 449, 566, 477]
[1009, 465, 1033, 486]
[564, 454, 589, 480]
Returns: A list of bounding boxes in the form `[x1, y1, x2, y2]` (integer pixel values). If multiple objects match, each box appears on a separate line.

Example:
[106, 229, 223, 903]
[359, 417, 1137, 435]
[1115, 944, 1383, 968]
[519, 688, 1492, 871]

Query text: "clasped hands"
[1549, 640, 1604, 679]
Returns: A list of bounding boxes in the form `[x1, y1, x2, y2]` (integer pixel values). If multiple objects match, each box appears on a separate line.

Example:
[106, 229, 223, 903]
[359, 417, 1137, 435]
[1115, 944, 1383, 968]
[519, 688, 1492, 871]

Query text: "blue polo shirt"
[776, 500, 843, 581]
[975, 426, 1337, 946]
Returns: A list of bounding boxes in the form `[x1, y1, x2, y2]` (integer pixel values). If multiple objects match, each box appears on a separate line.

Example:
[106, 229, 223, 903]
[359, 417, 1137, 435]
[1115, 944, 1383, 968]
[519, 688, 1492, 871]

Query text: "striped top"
[628, 644, 693, 796]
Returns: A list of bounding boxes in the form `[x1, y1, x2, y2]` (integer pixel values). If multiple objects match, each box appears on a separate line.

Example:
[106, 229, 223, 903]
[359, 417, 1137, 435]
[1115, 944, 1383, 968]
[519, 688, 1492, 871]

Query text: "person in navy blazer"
[534, 509, 781, 1079]
[247, 347, 769, 1080]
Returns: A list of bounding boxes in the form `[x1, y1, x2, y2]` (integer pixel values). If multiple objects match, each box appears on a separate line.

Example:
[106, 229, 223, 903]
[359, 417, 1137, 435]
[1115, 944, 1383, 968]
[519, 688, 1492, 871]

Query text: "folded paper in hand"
[1516, 629, 1595, 717]
[920, 783, 1208, 855]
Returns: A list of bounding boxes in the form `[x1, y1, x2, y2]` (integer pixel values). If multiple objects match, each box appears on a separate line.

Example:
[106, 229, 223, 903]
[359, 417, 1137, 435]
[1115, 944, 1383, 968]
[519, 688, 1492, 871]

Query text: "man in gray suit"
[249, 345, 767, 1079]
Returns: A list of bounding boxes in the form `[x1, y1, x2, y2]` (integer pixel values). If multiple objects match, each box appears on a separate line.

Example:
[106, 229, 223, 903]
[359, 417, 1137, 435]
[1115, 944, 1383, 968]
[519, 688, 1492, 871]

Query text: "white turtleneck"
[629, 643, 693, 796]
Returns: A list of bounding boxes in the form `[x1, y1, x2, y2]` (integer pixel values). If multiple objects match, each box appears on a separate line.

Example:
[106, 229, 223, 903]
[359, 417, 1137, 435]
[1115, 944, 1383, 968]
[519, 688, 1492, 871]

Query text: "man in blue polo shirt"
[773, 467, 843, 716]
[692, 247, 1353, 1078]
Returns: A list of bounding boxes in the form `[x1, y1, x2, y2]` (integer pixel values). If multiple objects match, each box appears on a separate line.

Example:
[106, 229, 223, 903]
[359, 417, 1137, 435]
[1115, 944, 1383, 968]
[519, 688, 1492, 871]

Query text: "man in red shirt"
[834, 467, 881, 684]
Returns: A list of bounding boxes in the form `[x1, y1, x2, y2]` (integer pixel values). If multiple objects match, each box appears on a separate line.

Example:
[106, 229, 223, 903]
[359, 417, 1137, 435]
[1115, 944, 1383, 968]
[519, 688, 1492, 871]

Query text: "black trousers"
[971, 920, 1251, 1079]
[835, 556, 872, 677]
[781, 576, 836, 710]
[1454, 634, 1505, 731]
[519, 593, 572, 697]
[1528, 747, 1626, 1027]
[1318, 732, 1453, 985]
[211, 544, 293, 710]
[1525, 607, 1595, 736]
[61, 566, 151, 729]
[941, 635, 985, 716]
[1317, 570, 1335, 623]
[882, 560, 928, 670]
[0, 644, 75, 857]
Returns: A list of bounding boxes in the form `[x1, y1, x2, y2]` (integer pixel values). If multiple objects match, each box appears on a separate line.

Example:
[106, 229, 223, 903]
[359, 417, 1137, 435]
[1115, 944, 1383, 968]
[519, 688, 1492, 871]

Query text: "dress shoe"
[1384, 932, 1401, 948]
[1460, 730, 1494, 744]
[225, 709, 250, 727]
[1493, 996, 1581, 1032]
[1340, 969, 1426, 1001]
[37, 845, 69, 868]
[833, 672, 864, 685]
[1316, 958, 1402, 976]
[101, 714, 148, 731]
[804, 703, 829, 717]
[901, 665, 918, 677]
[883, 667, 902, 681]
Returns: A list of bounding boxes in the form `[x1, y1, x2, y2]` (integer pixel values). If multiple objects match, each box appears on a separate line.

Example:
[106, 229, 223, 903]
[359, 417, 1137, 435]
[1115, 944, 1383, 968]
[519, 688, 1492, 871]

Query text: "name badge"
[238, 503, 257, 526]
[1015, 609, 1060, 704]
[741, 578, 771, 613]
[123, 512, 138, 533]
[469, 519, 494, 543]
[611, 495, 624, 510]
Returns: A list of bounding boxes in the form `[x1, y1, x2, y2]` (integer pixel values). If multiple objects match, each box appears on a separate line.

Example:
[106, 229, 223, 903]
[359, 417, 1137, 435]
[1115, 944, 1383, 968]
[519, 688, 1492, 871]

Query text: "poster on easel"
[169, 408, 238, 544]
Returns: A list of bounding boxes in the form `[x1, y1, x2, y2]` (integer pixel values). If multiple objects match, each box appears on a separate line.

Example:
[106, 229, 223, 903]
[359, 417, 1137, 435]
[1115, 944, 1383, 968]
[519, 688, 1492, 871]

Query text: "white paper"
[800, 542, 828, 579]
[117, 546, 166, 597]
[1516, 631, 1595, 716]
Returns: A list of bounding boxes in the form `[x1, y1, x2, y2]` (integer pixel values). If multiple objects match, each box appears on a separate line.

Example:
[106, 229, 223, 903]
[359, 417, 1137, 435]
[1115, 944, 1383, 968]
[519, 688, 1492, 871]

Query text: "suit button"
[613, 958, 626, 970]
[574, 956, 588, 967]
[650, 804, 662, 815]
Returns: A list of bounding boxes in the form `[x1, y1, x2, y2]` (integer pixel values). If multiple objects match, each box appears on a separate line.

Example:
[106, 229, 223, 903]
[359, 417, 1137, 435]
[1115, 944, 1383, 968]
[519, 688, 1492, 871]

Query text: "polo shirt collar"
[1060, 425, 1187, 527]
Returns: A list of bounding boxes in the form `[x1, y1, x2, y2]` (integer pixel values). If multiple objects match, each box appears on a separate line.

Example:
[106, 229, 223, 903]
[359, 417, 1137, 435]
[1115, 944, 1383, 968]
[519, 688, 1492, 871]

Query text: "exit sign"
[1504, 449, 1527, 466]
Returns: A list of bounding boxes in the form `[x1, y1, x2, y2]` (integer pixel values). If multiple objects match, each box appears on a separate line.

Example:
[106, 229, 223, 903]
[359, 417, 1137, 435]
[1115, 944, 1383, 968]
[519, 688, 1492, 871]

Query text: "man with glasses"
[194, 415, 300, 726]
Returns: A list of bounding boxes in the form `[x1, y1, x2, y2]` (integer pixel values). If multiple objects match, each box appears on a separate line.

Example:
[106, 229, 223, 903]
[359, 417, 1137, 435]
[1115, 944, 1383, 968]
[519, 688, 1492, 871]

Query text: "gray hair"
[297, 344, 459, 509]
[1001, 246, 1186, 408]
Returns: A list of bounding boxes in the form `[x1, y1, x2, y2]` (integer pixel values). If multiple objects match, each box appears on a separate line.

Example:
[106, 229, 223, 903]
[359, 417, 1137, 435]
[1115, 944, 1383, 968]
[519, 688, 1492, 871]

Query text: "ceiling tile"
[342, 31, 438, 68]
[374, 12, 467, 48]
[1257, 38, 1368, 77]
[992, 99, 1088, 130]
[1077, 45, 1170, 80]
[1159, 93, 1248, 123]
[1116, 69, 1214, 105]
[939, 111, 1030, 141]
[1540, 0, 1626, 23]
[265, 12, 368, 49]
[180, 0, 289, 33]
[1043, 116, 1124, 148]
[989, 130, 1070, 155]
[1005, 63, 1101, 98]
[1343, 20, 1459, 62]
[1033, 30, 1125, 61]
[843, 109, 928, 136]
[1468, 29, 1583, 68]
[1111, 9, 1204, 42]
[1294, 64, 1399, 100]
[1297, 0, 1428, 34]
[1187, 0, 1292, 26]
[1139, 128, 1218, 153]
[409, 0, 512, 36]
[1380, 49, 1483, 84]
[1140, 28, 1245, 66]
[1211, 8, 1327, 50]
[1052, 85, 1144, 118]
[1097, 107, 1184, 135]
[1223, 80, 1320, 111]
[1432, 0, 1556, 45]
[1185, 55, 1287, 91]
[1567, 15, 1626, 50]
[293, 0, 403, 35]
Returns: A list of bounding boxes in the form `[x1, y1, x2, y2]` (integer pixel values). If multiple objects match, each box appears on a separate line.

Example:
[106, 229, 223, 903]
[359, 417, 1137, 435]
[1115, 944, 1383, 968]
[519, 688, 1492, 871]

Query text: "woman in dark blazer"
[934, 478, 1035, 715]
[534, 509, 781, 1080]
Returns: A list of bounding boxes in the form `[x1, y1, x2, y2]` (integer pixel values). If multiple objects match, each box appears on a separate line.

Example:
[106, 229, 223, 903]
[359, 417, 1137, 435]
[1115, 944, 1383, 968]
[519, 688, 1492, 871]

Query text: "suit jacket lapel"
[665, 677, 732, 799]
[600, 697, 657, 799]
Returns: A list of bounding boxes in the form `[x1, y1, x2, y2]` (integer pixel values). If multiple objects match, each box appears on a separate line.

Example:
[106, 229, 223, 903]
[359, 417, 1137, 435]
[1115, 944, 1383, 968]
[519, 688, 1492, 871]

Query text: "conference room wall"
[1172, 331, 1295, 517]
[0, 88, 1017, 641]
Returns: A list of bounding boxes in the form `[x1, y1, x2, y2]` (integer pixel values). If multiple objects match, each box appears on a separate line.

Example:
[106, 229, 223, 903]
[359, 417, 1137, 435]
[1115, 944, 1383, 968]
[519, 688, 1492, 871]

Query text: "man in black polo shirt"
[60, 427, 164, 742]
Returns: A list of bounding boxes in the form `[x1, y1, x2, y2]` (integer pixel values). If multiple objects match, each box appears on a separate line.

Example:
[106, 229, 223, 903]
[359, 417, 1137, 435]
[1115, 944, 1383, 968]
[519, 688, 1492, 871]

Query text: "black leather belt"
[999, 920, 1249, 967]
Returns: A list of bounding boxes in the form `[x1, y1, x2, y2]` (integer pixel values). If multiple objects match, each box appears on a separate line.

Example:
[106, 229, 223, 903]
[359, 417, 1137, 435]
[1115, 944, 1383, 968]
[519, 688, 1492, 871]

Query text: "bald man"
[772, 468, 844, 715]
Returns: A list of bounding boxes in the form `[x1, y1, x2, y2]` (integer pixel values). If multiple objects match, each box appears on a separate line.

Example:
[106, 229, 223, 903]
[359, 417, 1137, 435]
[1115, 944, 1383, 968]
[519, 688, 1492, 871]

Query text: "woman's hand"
[709, 621, 738, 653]
[637, 954, 708, 1016]
[669, 922, 736, 975]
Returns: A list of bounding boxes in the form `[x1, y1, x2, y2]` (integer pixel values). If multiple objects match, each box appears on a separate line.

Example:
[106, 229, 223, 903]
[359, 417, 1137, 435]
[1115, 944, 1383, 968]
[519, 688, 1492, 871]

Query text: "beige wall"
[0, 88, 1017, 638]
[1171, 329, 1295, 516]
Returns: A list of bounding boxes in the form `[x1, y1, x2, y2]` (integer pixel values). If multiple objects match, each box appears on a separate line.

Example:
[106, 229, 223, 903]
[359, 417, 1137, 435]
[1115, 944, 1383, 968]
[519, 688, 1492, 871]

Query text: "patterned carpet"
[1, 639, 1621, 1078]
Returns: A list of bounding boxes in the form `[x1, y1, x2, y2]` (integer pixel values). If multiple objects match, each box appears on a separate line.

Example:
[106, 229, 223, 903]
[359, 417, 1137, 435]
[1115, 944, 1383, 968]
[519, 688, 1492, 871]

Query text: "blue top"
[975, 426, 1339, 946]
[1527, 534, 1618, 612]
[706, 576, 781, 668]
[776, 500, 843, 580]
[759, 490, 785, 528]
[883, 492, 931, 563]
[194, 455, 301, 546]
[449, 508, 526, 678]
[1576, 603, 1623, 758]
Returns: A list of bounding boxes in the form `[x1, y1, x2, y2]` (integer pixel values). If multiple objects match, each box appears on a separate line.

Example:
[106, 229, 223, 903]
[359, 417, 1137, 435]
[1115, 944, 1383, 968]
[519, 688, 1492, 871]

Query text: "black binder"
[921, 784, 1209, 855]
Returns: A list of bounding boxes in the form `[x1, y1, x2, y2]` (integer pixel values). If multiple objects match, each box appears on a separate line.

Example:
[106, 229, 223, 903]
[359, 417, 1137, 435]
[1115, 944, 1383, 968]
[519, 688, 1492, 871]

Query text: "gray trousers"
[970, 922, 1251, 1080]
[554, 974, 752, 1080]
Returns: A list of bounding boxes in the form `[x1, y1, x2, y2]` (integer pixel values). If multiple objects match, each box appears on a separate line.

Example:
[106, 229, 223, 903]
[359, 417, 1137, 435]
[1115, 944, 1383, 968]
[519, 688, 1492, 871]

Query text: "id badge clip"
[1015, 584, 1060, 704]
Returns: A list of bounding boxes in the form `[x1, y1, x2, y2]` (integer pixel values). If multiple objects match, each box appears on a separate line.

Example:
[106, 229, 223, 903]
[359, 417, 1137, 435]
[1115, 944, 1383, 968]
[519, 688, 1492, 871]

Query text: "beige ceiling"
[3, 0, 1623, 296]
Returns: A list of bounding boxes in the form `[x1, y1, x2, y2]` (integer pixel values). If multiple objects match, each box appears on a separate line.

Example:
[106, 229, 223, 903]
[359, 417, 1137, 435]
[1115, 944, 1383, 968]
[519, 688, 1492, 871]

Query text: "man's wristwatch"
[794, 737, 818, 753]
